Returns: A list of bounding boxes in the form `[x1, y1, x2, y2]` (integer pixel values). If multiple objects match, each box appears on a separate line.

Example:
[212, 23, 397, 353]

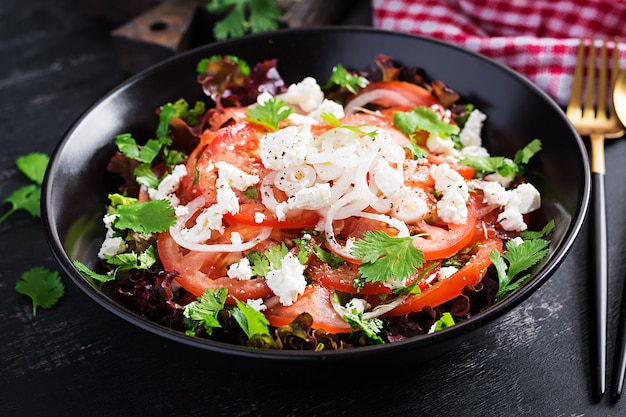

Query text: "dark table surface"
[3, 1, 626, 416]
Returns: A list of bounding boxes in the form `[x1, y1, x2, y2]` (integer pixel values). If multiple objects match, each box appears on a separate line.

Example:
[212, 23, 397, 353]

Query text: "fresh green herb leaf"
[114, 199, 176, 234]
[133, 162, 161, 189]
[433, 312, 455, 332]
[312, 243, 346, 268]
[245, 97, 293, 130]
[326, 64, 369, 94]
[491, 225, 552, 301]
[1, 184, 41, 223]
[207, 0, 287, 41]
[1, 152, 49, 224]
[456, 155, 518, 178]
[73, 260, 115, 283]
[197, 55, 251, 76]
[231, 298, 270, 338]
[338, 297, 384, 345]
[514, 138, 542, 165]
[172, 98, 206, 126]
[16, 152, 49, 185]
[351, 231, 425, 284]
[184, 288, 228, 335]
[15, 267, 65, 315]
[104, 246, 157, 273]
[394, 107, 460, 138]
[242, 185, 259, 200]
[320, 112, 377, 138]
[453, 103, 475, 128]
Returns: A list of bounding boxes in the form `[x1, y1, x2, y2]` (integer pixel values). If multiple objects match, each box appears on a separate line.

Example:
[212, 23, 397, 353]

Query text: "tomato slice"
[157, 231, 272, 300]
[355, 81, 440, 108]
[310, 261, 439, 295]
[386, 238, 503, 316]
[224, 203, 320, 229]
[264, 283, 351, 333]
[412, 195, 479, 260]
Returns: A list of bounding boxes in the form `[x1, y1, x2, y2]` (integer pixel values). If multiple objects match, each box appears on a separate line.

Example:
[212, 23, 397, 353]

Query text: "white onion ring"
[170, 225, 272, 253]
[344, 89, 413, 115]
[330, 292, 409, 320]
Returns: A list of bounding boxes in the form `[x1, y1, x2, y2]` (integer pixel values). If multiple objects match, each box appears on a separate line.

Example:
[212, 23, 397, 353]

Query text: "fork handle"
[590, 170, 608, 399]
[612, 265, 626, 401]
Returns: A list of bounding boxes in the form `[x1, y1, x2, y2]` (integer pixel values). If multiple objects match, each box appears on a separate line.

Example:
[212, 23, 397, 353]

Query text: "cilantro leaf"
[394, 107, 460, 138]
[184, 288, 228, 335]
[1, 152, 50, 224]
[15, 267, 65, 315]
[207, 0, 287, 40]
[326, 64, 369, 94]
[197, 55, 251, 76]
[491, 223, 553, 301]
[433, 312, 455, 332]
[104, 246, 157, 272]
[231, 298, 270, 338]
[133, 162, 161, 189]
[248, 0, 282, 33]
[514, 138, 542, 165]
[16, 152, 49, 185]
[338, 296, 385, 345]
[245, 97, 293, 131]
[113, 199, 176, 234]
[320, 112, 377, 138]
[351, 231, 425, 284]
[73, 260, 115, 283]
[1, 184, 41, 223]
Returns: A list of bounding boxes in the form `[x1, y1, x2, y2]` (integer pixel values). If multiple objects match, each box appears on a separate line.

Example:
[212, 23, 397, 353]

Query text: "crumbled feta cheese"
[246, 298, 267, 312]
[510, 183, 541, 213]
[459, 109, 486, 148]
[275, 201, 289, 221]
[254, 212, 266, 224]
[147, 164, 187, 205]
[460, 145, 490, 157]
[308, 99, 345, 122]
[227, 257, 253, 280]
[437, 191, 468, 224]
[280, 77, 324, 113]
[427, 134, 456, 155]
[290, 183, 331, 210]
[498, 207, 526, 232]
[480, 181, 509, 206]
[345, 298, 370, 314]
[181, 203, 224, 241]
[230, 232, 243, 245]
[215, 177, 240, 214]
[98, 236, 127, 259]
[215, 161, 259, 191]
[266, 252, 307, 306]
[98, 213, 127, 259]
[510, 236, 524, 246]
[260, 125, 312, 170]
[475, 180, 540, 231]
[373, 158, 403, 197]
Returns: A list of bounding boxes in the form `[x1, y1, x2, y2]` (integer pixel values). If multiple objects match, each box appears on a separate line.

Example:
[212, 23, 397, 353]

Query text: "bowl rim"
[42, 25, 591, 360]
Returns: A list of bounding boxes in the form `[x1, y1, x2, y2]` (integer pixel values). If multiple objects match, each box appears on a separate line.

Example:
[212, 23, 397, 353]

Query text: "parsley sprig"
[245, 97, 293, 131]
[458, 138, 542, 178]
[1, 152, 49, 224]
[15, 267, 65, 315]
[326, 64, 369, 94]
[394, 106, 460, 139]
[351, 231, 425, 285]
[490, 220, 554, 301]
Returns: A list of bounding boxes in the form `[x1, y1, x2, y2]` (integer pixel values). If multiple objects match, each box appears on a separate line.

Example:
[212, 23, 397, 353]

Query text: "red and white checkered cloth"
[372, 0, 626, 106]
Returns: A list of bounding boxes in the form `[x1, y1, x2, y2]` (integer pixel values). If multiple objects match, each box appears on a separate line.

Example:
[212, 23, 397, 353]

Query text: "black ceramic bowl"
[43, 27, 589, 363]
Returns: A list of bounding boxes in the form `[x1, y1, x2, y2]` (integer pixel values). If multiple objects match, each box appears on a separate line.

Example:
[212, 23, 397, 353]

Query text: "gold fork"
[566, 37, 624, 399]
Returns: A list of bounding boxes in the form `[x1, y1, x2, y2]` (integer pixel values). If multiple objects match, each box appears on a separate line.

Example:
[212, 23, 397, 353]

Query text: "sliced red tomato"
[412, 195, 479, 260]
[264, 283, 351, 333]
[387, 237, 503, 316]
[310, 261, 439, 295]
[157, 231, 272, 300]
[224, 203, 320, 229]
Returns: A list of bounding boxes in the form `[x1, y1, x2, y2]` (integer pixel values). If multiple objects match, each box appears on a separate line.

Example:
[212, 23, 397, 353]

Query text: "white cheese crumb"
[275, 201, 289, 221]
[181, 203, 224, 241]
[215, 161, 259, 191]
[430, 162, 469, 224]
[427, 134, 456, 155]
[147, 164, 187, 205]
[246, 298, 267, 312]
[254, 212, 266, 224]
[227, 257, 253, 280]
[439, 266, 459, 280]
[98, 213, 127, 259]
[215, 177, 240, 214]
[290, 183, 332, 210]
[259, 125, 312, 170]
[280, 77, 324, 113]
[459, 109, 487, 147]
[373, 158, 404, 197]
[266, 252, 307, 306]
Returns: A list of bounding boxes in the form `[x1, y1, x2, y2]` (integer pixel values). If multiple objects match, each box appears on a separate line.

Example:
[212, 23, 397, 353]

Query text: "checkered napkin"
[372, 0, 626, 106]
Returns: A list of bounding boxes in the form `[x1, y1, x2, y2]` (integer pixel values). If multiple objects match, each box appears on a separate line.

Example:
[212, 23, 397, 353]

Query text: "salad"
[75, 55, 553, 350]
